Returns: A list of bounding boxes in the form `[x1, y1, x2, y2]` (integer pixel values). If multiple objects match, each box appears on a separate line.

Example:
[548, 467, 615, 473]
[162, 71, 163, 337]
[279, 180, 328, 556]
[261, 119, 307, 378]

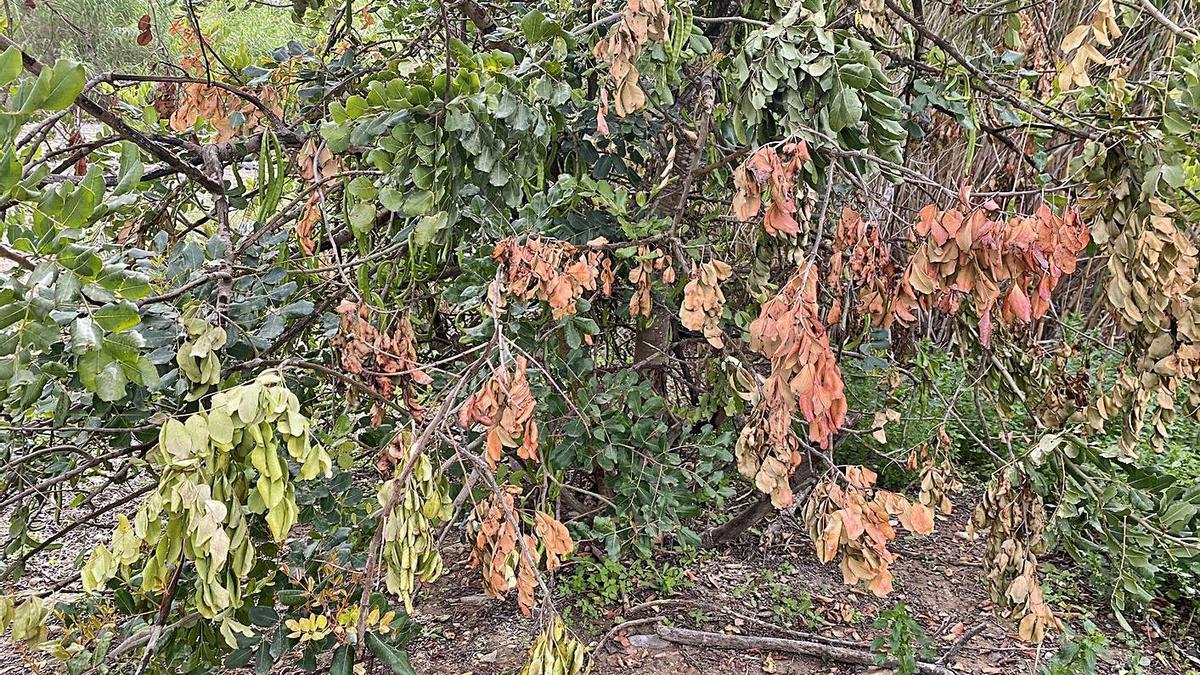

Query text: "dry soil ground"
[2, 491, 1197, 674]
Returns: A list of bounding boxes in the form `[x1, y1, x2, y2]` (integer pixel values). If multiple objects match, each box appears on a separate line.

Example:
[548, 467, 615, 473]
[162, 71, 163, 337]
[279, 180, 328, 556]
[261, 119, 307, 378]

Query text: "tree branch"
[0, 34, 225, 193]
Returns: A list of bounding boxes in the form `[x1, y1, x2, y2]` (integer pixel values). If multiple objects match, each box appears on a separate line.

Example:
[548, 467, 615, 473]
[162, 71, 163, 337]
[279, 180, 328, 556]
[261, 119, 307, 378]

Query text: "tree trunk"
[700, 461, 816, 547]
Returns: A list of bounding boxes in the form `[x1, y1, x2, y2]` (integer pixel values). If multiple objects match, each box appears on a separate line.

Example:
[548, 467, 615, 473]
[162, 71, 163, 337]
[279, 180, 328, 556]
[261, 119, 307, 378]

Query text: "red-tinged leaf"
[137, 30, 153, 47]
[903, 503, 935, 535]
[915, 204, 938, 236]
[1004, 285, 1032, 323]
[138, 14, 151, 31]
[957, 183, 972, 208]
[794, 139, 811, 162]
[978, 307, 993, 347]
[596, 88, 610, 136]
[867, 566, 894, 597]
[764, 204, 799, 237]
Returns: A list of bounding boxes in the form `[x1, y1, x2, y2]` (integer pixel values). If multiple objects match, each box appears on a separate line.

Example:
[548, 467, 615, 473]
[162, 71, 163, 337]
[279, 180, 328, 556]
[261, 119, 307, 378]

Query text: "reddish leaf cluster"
[828, 208, 898, 326]
[459, 357, 539, 469]
[162, 20, 285, 142]
[749, 270, 848, 449]
[470, 486, 539, 615]
[490, 237, 613, 320]
[732, 141, 814, 237]
[294, 140, 343, 254]
[295, 192, 322, 256]
[892, 199, 1088, 346]
[802, 466, 934, 597]
[68, 130, 88, 176]
[137, 14, 153, 46]
[468, 487, 573, 617]
[297, 138, 341, 183]
[332, 301, 430, 427]
[738, 270, 847, 507]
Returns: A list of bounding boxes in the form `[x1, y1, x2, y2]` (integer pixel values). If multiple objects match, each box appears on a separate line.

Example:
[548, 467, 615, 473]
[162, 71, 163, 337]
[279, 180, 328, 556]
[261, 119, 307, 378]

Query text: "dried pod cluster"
[176, 313, 226, 401]
[1086, 197, 1200, 456]
[82, 372, 330, 631]
[913, 431, 962, 516]
[749, 271, 848, 449]
[1057, 0, 1120, 90]
[0, 595, 48, 648]
[293, 138, 342, 254]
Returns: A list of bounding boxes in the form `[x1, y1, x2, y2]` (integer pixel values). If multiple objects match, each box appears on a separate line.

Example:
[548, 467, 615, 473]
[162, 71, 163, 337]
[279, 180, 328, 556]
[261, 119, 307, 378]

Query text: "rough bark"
[700, 460, 816, 547]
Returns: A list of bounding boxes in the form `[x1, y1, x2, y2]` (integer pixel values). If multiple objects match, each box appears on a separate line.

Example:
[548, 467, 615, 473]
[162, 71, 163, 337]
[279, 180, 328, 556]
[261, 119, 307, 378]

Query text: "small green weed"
[563, 549, 697, 622]
[1041, 621, 1107, 675]
[729, 565, 824, 629]
[871, 601, 933, 675]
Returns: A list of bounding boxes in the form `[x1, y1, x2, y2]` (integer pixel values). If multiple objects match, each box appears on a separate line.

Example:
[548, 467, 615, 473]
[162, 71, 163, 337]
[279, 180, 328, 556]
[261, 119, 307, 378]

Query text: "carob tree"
[0, 0, 1199, 671]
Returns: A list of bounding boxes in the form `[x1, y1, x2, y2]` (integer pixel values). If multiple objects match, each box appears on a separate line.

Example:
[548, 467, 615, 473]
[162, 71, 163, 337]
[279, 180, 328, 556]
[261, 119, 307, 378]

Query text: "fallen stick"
[655, 625, 958, 675]
[938, 623, 988, 665]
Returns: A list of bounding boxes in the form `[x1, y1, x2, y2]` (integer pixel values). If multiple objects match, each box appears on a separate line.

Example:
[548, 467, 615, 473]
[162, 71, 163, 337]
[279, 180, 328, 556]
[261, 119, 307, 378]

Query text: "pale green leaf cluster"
[0, 594, 49, 649]
[81, 371, 332, 621]
[176, 311, 227, 401]
[378, 437, 452, 613]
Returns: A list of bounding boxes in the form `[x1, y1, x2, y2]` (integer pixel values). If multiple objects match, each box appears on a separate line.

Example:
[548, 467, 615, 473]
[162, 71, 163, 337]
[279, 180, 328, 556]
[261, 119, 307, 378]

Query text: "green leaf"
[133, 356, 159, 388]
[98, 269, 152, 301]
[93, 302, 140, 332]
[113, 143, 144, 196]
[330, 645, 352, 675]
[401, 190, 434, 217]
[247, 606, 278, 627]
[94, 360, 127, 402]
[378, 186, 405, 213]
[40, 59, 85, 111]
[365, 632, 416, 675]
[225, 648, 253, 669]
[348, 202, 377, 235]
[838, 63, 872, 88]
[829, 88, 863, 132]
[0, 46, 23, 87]
[0, 147, 21, 196]
[344, 95, 369, 119]
[70, 317, 101, 354]
[413, 211, 448, 246]
[520, 10, 555, 43]
[208, 408, 234, 446]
